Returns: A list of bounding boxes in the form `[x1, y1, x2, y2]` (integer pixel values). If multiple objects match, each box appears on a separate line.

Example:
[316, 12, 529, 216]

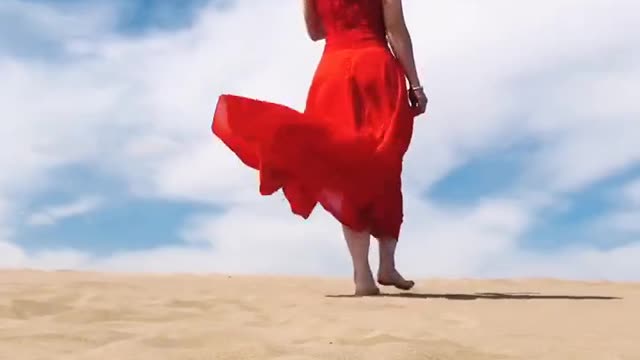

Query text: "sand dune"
[0, 270, 638, 359]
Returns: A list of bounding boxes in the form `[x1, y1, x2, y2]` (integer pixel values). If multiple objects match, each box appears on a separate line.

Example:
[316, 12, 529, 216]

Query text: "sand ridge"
[0, 270, 638, 359]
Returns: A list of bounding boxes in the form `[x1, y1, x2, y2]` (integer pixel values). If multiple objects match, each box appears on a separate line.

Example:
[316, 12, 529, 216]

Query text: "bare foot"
[354, 271, 380, 296]
[354, 286, 380, 296]
[377, 269, 415, 291]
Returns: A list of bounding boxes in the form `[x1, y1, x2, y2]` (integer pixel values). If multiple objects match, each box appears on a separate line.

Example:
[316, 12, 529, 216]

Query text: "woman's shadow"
[326, 292, 621, 300]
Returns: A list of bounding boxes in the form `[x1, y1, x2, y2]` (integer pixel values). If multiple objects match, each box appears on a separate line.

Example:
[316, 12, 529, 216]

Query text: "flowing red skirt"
[212, 45, 414, 239]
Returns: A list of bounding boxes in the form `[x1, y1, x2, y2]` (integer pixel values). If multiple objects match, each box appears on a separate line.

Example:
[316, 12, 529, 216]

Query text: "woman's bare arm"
[382, 0, 427, 114]
[382, 0, 420, 87]
[303, 0, 325, 41]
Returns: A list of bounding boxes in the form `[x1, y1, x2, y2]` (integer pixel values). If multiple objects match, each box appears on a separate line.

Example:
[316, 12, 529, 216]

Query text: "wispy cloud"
[26, 196, 103, 227]
[596, 178, 640, 234]
[623, 179, 640, 206]
[604, 211, 640, 233]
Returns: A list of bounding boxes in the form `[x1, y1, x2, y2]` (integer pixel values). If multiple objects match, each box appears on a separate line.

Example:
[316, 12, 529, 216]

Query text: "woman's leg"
[342, 225, 379, 296]
[377, 238, 415, 290]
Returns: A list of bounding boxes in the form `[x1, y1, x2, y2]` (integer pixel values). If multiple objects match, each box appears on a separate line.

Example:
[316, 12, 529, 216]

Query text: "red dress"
[212, 0, 415, 239]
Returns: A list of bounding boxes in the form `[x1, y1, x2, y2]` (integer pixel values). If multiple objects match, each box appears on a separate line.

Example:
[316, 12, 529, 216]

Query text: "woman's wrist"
[409, 84, 423, 93]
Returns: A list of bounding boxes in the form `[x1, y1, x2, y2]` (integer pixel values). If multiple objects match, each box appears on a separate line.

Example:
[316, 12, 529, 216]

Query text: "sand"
[0, 270, 638, 359]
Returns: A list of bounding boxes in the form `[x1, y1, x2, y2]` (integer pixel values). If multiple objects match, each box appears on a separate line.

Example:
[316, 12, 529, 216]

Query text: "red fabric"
[211, 0, 415, 239]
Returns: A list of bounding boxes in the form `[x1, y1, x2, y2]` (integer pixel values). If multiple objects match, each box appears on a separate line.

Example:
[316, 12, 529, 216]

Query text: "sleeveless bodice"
[316, 0, 387, 51]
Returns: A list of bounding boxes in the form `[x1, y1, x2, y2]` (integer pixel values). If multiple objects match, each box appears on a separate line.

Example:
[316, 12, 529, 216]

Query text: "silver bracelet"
[410, 85, 423, 92]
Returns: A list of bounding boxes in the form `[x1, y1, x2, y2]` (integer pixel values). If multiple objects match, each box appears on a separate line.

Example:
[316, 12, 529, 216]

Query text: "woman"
[212, 0, 427, 296]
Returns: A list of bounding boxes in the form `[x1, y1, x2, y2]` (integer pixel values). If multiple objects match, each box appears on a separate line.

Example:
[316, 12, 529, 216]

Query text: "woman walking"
[212, 0, 427, 295]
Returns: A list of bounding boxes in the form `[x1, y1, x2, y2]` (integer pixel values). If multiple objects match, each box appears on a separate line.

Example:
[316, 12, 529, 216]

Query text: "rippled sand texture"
[0, 271, 638, 359]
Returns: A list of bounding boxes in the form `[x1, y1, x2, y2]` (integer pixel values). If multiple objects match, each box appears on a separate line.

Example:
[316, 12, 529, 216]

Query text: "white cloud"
[480, 243, 640, 282]
[593, 178, 640, 235]
[0, 241, 25, 268]
[0, 0, 117, 49]
[604, 211, 640, 233]
[26, 196, 104, 226]
[622, 179, 640, 207]
[0, 0, 639, 280]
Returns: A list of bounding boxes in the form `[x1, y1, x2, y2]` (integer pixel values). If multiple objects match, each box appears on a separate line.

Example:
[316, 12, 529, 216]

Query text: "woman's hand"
[409, 86, 428, 116]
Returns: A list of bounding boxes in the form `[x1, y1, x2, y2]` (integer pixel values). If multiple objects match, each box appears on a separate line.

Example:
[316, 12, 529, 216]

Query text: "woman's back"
[315, 0, 386, 49]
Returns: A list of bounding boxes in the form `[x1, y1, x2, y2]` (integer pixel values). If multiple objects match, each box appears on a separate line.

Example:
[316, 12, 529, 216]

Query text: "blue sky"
[26, 0, 214, 31]
[4, 0, 221, 254]
[1, 0, 639, 279]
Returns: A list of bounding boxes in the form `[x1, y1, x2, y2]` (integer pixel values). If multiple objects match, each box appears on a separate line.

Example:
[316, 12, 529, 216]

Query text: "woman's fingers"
[408, 88, 428, 116]
[416, 90, 428, 115]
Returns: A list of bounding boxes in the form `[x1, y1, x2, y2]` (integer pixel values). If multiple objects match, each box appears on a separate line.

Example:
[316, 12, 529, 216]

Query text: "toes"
[399, 280, 415, 291]
[377, 276, 415, 291]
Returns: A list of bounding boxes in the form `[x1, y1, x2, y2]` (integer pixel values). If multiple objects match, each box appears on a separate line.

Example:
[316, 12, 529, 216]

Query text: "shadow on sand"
[326, 292, 622, 300]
